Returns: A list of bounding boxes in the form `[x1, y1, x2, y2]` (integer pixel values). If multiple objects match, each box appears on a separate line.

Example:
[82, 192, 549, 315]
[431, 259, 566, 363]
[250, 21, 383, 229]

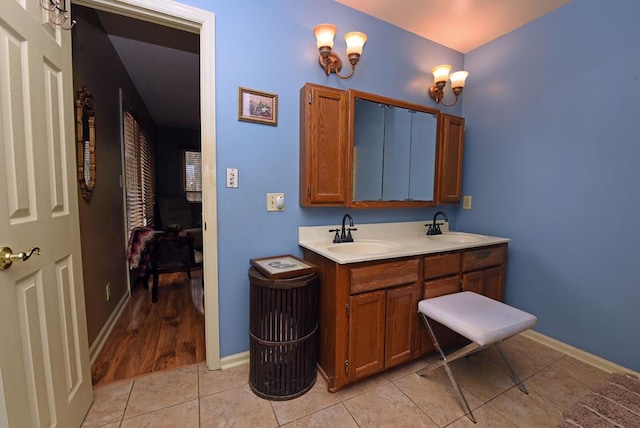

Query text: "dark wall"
[155, 126, 200, 198]
[155, 126, 201, 226]
[72, 7, 155, 346]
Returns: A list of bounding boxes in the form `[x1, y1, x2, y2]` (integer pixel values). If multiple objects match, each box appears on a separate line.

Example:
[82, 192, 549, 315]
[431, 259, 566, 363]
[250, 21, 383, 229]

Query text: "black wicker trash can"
[248, 259, 318, 400]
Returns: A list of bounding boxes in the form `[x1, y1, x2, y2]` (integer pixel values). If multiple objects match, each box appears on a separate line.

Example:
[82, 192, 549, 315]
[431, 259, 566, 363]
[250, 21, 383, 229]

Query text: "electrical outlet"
[106, 283, 111, 302]
[462, 195, 472, 210]
[226, 168, 238, 188]
[267, 193, 285, 212]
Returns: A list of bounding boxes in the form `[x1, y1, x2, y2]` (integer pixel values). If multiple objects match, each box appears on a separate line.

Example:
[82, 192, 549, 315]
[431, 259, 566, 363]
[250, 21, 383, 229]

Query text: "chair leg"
[418, 313, 477, 423]
[152, 272, 159, 303]
[495, 341, 528, 394]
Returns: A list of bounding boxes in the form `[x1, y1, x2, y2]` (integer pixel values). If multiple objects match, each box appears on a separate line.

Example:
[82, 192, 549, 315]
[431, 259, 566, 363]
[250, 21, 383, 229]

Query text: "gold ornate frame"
[76, 86, 95, 200]
[238, 87, 278, 126]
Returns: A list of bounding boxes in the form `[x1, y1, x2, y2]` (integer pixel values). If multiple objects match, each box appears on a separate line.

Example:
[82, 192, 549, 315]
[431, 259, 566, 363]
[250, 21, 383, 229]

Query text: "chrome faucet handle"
[328, 228, 341, 243]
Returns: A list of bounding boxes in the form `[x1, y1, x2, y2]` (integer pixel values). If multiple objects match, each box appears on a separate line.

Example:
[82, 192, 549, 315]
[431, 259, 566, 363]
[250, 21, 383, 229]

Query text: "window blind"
[183, 150, 202, 202]
[124, 111, 154, 235]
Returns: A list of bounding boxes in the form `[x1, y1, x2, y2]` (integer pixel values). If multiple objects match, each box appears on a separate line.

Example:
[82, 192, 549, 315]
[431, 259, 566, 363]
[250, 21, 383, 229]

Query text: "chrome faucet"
[426, 211, 448, 235]
[328, 214, 358, 243]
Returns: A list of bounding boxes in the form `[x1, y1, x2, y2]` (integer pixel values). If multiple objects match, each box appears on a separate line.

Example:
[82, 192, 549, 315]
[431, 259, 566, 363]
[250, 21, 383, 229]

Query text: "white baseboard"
[89, 292, 130, 364]
[522, 330, 639, 377]
[220, 351, 250, 370]
[211, 331, 640, 379]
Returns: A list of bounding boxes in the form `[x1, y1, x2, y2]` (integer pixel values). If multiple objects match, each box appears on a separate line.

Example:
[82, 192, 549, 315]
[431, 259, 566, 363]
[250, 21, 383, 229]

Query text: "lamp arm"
[438, 95, 460, 107]
[334, 64, 356, 80]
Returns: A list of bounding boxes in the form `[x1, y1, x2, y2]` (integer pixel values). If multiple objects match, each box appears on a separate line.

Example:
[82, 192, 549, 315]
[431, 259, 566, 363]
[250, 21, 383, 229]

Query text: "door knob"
[0, 247, 41, 270]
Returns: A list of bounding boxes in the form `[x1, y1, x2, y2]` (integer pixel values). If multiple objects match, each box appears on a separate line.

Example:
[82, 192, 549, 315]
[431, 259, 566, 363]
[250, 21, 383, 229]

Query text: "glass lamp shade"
[344, 31, 367, 55]
[431, 64, 452, 84]
[450, 71, 469, 89]
[313, 23, 337, 49]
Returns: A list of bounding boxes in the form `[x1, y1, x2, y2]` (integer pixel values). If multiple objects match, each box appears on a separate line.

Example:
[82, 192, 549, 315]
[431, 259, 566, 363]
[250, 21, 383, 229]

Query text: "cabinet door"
[483, 266, 504, 301]
[420, 277, 461, 354]
[299, 84, 347, 206]
[462, 270, 483, 294]
[436, 114, 464, 204]
[385, 285, 418, 368]
[461, 267, 504, 301]
[348, 291, 385, 381]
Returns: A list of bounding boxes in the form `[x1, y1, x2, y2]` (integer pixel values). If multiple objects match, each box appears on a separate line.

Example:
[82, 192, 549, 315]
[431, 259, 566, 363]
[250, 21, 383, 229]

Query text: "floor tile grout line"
[120, 378, 135, 424]
[390, 374, 442, 428]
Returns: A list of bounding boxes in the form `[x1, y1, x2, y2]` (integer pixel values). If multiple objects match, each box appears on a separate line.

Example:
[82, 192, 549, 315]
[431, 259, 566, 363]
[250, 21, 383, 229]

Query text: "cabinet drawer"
[462, 245, 505, 271]
[350, 259, 419, 294]
[424, 252, 461, 279]
[423, 276, 461, 299]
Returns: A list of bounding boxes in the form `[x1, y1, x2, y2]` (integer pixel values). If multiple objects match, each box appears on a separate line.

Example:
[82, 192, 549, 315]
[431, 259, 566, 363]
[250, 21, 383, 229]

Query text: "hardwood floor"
[91, 270, 205, 386]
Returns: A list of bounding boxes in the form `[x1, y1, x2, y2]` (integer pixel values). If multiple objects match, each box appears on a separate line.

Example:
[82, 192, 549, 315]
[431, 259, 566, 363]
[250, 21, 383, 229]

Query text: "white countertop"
[298, 221, 510, 264]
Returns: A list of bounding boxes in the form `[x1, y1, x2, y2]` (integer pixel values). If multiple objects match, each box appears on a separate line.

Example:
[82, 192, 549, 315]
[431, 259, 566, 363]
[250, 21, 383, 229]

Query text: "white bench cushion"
[418, 291, 537, 346]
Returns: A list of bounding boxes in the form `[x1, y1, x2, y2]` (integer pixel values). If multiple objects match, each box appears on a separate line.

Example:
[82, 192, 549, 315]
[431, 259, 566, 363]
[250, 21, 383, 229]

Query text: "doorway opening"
[71, 0, 219, 384]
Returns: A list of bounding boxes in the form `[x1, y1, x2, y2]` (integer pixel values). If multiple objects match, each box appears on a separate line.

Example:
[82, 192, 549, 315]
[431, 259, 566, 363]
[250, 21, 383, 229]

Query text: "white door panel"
[0, 1, 92, 427]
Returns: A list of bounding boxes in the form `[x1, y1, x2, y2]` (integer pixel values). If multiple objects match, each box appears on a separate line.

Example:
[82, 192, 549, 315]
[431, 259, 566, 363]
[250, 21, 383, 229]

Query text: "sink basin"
[428, 232, 486, 244]
[326, 240, 401, 255]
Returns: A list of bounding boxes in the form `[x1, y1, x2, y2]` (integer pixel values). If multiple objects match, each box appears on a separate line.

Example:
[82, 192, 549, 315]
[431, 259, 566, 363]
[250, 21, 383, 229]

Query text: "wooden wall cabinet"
[436, 113, 465, 204]
[299, 83, 348, 206]
[299, 83, 465, 208]
[303, 242, 507, 392]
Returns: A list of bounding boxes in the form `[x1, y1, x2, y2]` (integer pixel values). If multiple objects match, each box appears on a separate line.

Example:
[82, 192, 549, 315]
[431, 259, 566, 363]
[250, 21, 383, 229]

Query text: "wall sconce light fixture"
[429, 64, 469, 106]
[313, 24, 367, 79]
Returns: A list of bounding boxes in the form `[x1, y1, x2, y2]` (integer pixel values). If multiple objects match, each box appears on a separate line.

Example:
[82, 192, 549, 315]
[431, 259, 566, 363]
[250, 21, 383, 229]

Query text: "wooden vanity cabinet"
[436, 113, 465, 204]
[302, 250, 420, 391]
[302, 242, 507, 392]
[347, 258, 420, 382]
[299, 83, 348, 206]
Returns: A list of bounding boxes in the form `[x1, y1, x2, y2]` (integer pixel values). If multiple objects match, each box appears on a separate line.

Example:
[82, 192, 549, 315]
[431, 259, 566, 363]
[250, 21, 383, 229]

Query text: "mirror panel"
[350, 90, 438, 207]
[382, 104, 412, 200]
[353, 99, 384, 200]
[409, 110, 437, 200]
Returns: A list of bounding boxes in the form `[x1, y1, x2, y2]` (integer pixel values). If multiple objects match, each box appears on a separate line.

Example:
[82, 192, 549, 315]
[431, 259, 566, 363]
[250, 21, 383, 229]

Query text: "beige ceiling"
[335, 0, 571, 53]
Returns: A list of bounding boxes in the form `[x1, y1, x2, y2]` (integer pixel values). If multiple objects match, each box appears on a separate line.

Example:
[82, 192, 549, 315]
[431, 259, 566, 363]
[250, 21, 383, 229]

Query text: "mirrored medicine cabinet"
[299, 83, 464, 208]
[349, 90, 438, 207]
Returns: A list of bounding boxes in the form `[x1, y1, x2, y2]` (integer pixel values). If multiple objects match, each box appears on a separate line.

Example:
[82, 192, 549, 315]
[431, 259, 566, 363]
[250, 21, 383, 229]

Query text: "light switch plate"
[462, 195, 472, 210]
[267, 193, 285, 212]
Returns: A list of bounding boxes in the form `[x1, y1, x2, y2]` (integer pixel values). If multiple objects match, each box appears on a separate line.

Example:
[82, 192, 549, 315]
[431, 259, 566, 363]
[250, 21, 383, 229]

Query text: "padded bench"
[417, 291, 538, 423]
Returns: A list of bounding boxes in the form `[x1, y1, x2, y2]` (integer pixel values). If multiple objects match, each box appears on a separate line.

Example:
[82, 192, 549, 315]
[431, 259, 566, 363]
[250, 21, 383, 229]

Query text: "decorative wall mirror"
[76, 86, 95, 200]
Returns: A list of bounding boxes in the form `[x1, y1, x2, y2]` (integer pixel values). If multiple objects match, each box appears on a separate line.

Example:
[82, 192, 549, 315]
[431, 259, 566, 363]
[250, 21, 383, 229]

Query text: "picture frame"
[238, 87, 278, 126]
[250, 254, 316, 280]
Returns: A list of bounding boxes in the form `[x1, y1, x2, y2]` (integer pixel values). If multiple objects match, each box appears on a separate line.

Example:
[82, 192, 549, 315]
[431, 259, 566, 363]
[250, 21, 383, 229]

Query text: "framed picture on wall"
[238, 87, 278, 126]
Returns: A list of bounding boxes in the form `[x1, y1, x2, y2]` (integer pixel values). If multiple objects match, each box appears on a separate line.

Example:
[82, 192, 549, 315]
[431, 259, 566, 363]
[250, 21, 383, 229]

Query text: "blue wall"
[178, 0, 639, 373]
[179, 0, 464, 357]
[460, 0, 640, 372]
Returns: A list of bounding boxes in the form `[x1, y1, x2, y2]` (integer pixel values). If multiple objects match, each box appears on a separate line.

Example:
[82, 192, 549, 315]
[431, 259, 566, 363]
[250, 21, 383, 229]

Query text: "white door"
[0, 1, 93, 427]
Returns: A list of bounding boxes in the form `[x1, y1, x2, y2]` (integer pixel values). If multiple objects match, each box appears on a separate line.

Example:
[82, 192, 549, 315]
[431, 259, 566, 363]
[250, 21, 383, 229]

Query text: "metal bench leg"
[418, 313, 476, 423]
[495, 341, 528, 394]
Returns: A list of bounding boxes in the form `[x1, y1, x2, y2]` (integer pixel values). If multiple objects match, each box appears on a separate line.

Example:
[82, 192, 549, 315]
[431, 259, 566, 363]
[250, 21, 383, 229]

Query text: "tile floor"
[82, 335, 611, 427]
